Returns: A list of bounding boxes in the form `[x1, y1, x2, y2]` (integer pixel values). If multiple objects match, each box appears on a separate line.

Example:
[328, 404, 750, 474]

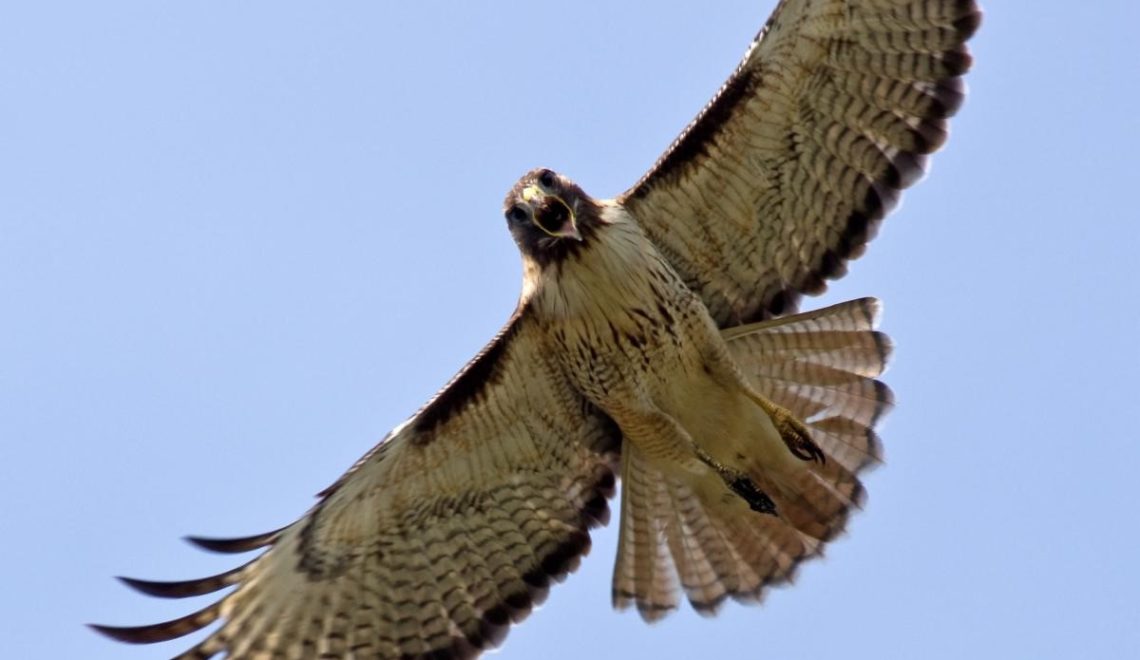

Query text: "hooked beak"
[522, 185, 581, 241]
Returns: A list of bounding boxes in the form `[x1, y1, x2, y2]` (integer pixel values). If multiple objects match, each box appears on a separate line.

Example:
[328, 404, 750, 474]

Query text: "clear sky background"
[3, 2, 1138, 658]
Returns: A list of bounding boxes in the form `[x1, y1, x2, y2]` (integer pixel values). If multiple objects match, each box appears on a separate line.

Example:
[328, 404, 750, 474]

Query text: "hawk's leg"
[745, 393, 825, 464]
[696, 335, 825, 465]
[608, 404, 778, 516]
[688, 443, 777, 515]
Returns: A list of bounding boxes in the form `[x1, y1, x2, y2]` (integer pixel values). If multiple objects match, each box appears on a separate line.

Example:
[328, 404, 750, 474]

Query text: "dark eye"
[537, 169, 556, 189]
[506, 204, 528, 223]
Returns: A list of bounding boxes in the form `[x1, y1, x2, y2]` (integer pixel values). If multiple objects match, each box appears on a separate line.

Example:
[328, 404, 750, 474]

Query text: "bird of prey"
[94, 1, 979, 657]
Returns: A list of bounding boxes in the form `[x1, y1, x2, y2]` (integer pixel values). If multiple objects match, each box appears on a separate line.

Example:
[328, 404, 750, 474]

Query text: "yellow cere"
[521, 185, 541, 203]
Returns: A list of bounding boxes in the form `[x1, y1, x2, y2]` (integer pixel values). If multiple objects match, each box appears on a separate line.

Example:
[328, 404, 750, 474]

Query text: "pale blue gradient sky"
[3, 2, 1138, 658]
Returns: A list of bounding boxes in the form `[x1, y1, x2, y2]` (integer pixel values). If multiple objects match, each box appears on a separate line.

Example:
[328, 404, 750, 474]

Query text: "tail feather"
[746, 331, 891, 378]
[612, 298, 892, 617]
[753, 376, 888, 474]
[723, 297, 890, 371]
[661, 479, 731, 613]
[809, 416, 885, 472]
[730, 297, 892, 471]
[758, 365, 892, 427]
[613, 444, 678, 620]
[708, 500, 805, 597]
[614, 451, 819, 619]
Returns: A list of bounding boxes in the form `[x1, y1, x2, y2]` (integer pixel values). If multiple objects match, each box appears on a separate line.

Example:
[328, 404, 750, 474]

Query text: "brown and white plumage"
[612, 297, 892, 618]
[94, 1, 977, 657]
[623, 0, 979, 325]
[96, 310, 622, 658]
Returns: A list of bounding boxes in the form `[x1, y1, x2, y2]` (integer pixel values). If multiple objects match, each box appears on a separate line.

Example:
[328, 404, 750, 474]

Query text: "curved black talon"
[729, 477, 777, 516]
[782, 420, 825, 464]
[787, 437, 825, 464]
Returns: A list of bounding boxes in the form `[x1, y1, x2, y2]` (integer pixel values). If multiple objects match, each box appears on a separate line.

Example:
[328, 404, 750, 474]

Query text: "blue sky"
[3, 2, 1138, 658]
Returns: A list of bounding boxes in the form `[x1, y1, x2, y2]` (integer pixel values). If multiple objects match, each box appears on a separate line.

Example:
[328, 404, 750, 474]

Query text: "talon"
[729, 476, 777, 516]
[787, 435, 825, 464]
[779, 414, 825, 465]
[748, 392, 826, 465]
[694, 447, 779, 516]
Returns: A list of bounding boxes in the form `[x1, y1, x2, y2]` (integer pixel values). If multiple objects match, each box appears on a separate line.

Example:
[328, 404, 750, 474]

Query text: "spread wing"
[620, 0, 981, 326]
[92, 308, 621, 659]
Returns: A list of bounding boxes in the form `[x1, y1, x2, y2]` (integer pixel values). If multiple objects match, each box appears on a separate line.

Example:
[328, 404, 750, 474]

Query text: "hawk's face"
[504, 168, 602, 267]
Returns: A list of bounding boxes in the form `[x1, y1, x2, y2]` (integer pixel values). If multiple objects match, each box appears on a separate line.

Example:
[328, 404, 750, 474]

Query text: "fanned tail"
[612, 298, 892, 619]
[725, 297, 892, 475]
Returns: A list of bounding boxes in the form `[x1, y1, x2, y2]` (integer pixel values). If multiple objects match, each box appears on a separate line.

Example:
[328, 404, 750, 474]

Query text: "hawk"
[94, 1, 979, 657]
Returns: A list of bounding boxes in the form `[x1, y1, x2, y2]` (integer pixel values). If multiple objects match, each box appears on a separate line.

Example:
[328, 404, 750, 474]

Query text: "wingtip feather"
[89, 601, 221, 644]
[116, 561, 246, 598]
[184, 527, 282, 554]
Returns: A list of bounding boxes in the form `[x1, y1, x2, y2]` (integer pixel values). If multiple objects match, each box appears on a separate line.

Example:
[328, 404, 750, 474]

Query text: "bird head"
[503, 168, 599, 265]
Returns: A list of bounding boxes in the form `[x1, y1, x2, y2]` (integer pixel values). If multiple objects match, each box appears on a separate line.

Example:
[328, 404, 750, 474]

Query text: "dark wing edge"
[91, 307, 621, 659]
[620, 0, 982, 326]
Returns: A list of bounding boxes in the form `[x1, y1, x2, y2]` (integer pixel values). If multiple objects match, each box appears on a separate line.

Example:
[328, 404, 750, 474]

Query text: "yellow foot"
[775, 408, 824, 464]
[749, 393, 825, 464]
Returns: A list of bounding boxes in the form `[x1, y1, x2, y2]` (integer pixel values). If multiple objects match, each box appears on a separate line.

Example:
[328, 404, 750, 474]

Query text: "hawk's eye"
[507, 205, 528, 223]
[537, 169, 556, 189]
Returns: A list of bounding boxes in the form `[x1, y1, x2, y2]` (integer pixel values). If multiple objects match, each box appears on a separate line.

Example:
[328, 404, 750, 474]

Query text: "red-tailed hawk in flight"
[94, 1, 979, 657]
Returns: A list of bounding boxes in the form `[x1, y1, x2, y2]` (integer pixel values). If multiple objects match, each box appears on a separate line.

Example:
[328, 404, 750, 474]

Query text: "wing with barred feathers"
[621, 0, 980, 326]
[92, 306, 620, 659]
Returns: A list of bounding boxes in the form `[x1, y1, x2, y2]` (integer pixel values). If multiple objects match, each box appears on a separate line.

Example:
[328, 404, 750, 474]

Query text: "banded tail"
[612, 297, 892, 618]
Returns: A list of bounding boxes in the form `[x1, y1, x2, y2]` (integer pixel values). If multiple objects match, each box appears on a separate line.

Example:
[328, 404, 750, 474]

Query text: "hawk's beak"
[523, 185, 581, 241]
